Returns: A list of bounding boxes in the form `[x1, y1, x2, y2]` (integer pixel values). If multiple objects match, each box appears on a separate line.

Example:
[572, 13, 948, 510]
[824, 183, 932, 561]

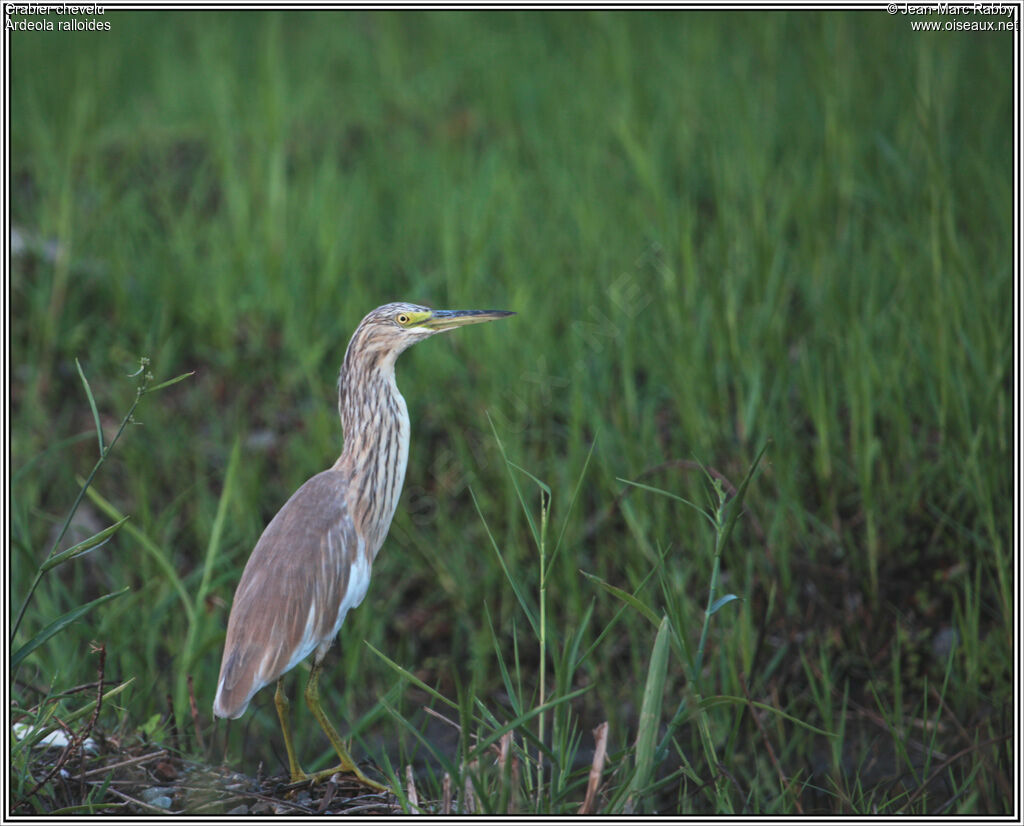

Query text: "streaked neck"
[335, 355, 411, 556]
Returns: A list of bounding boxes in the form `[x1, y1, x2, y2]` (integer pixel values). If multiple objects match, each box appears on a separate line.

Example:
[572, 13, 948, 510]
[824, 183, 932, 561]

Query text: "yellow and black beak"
[421, 309, 515, 331]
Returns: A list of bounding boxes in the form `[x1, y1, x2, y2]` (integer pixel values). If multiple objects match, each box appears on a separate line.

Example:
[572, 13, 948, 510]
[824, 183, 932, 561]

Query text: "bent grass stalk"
[616, 443, 768, 811]
[12, 359, 193, 650]
[12, 359, 191, 807]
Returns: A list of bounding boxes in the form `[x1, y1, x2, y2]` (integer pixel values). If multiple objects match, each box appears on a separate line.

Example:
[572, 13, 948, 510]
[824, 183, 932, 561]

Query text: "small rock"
[140, 786, 175, 808]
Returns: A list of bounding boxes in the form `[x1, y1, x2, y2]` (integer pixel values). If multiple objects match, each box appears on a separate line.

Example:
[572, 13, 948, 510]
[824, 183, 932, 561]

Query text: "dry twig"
[578, 721, 609, 815]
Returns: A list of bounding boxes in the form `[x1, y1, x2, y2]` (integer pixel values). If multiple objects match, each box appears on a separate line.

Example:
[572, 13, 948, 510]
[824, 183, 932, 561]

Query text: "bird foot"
[316, 764, 389, 792]
[287, 764, 388, 793]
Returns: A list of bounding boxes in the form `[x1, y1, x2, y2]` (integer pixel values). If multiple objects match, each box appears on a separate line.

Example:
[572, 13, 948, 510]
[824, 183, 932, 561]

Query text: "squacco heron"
[213, 302, 513, 789]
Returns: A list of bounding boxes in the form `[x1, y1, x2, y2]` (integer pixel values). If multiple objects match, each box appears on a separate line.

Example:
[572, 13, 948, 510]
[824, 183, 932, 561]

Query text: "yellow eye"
[397, 313, 410, 325]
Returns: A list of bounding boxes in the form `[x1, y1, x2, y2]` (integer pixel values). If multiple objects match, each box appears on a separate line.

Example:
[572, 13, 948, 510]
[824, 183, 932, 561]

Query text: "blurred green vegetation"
[10, 10, 1012, 814]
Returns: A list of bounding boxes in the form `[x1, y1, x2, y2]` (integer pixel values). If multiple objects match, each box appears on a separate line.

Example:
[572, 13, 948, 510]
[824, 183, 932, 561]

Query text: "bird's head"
[344, 302, 515, 372]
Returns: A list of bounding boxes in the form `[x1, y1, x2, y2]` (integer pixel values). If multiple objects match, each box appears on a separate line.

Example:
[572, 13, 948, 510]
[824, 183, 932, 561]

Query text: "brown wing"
[212, 470, 360, 719]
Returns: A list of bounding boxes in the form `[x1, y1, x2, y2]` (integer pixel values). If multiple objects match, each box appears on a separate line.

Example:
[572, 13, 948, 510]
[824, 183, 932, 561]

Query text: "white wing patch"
[331, 546, 372, 639]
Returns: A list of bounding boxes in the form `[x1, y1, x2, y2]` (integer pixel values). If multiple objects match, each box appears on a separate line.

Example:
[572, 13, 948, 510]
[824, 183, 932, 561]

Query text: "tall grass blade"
[379, 698, 458, 778]
[551, 436, 597, 560]
[470, 486, 538, 636]
[579, 569, 662, 629]
[12, 587, 131, 670]
[38, 516, 130, 573]
[485, 603, 524, 718]
[708, 593, 741, 616]
[75, 358, 105, 456]
[142, 370, 196, 394]
[576, 567, 659, 667]
[365, 642, 459, 711]
[627, 614, 671, 812]
[616, 477, 715, 528]
[467, 685, 591, 762]
[175, 435, 241, 722]
[83, 484, 194, 626]
[698, 695, 837, 738]
[487, 414, 541, 548]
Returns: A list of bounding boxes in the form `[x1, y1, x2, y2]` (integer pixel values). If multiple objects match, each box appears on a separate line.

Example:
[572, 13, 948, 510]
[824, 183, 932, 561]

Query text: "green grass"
[10, 10, 1013, 815]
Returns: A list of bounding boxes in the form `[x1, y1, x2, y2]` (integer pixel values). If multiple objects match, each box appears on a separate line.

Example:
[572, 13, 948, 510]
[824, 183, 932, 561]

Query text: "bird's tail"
[212, 650, 255, 720]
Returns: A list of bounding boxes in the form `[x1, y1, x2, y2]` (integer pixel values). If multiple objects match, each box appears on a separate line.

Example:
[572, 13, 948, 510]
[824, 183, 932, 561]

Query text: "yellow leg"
[274, 678, 306, 783]
[304, 659, 388, 791]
